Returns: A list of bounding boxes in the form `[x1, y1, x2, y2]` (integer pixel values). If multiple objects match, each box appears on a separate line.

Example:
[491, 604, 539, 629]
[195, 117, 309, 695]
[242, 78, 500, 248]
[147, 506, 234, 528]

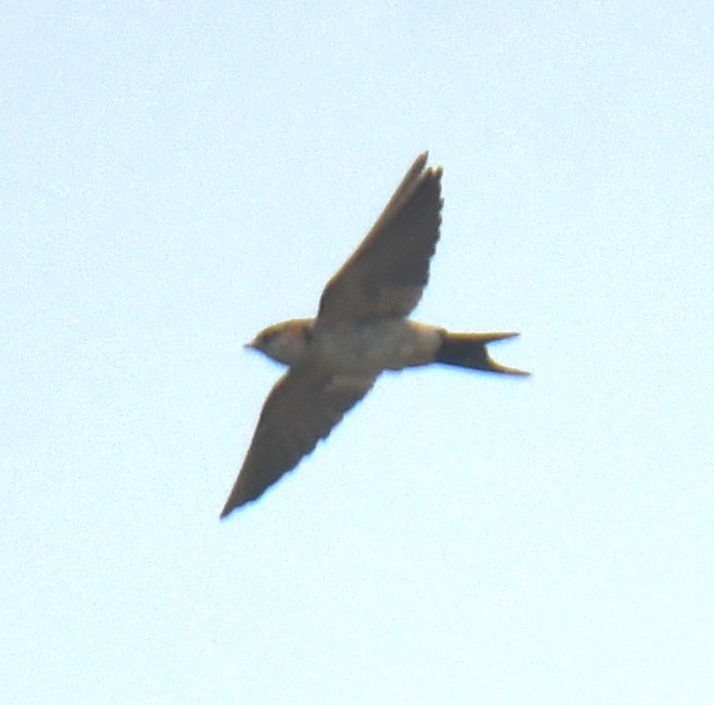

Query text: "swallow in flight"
[221, 152, 528, 518]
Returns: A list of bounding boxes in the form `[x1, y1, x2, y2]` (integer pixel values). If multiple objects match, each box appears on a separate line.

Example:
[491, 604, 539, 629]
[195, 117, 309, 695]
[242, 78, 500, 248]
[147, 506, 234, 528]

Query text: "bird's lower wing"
[220, 366, 377, 518]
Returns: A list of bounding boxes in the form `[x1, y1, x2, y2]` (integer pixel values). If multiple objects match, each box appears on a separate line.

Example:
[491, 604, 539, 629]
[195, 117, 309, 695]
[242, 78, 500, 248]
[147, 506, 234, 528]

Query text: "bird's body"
[258, 317, 442, 373]
[220, 152, 528, 518]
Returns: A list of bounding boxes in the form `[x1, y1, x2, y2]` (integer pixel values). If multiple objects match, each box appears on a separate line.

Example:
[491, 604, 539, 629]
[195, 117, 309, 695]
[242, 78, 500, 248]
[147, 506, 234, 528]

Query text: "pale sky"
[2, 2, 713, 704]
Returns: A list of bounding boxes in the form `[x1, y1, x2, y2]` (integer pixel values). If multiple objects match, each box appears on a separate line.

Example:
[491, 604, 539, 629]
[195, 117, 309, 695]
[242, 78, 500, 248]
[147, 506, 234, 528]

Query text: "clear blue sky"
[2, 2, 712, 703]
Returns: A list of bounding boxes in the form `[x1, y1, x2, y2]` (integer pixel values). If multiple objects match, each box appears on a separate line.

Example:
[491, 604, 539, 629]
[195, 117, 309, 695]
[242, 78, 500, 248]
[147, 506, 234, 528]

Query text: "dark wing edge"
[360, 151, 430, 244]
[317, 152, 443, 321]
[220, 367, 377, 518]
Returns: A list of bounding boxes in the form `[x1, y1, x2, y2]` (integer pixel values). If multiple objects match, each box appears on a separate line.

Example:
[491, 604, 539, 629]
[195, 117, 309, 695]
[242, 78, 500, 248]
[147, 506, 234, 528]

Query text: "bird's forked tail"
[435, 331, 529, 375]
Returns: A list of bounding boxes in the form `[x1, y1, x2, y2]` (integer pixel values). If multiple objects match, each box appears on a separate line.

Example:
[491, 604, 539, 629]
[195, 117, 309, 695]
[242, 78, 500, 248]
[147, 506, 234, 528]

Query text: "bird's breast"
[312, 319, 441, 373]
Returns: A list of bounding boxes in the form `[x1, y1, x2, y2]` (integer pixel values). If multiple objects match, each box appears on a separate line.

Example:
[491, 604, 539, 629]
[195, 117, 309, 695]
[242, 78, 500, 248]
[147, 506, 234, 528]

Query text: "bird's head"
[245, 318, 314, 366]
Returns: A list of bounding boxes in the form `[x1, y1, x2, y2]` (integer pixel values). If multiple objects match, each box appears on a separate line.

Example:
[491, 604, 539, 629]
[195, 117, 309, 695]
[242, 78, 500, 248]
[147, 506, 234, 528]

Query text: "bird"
[220, 152, 528, 518]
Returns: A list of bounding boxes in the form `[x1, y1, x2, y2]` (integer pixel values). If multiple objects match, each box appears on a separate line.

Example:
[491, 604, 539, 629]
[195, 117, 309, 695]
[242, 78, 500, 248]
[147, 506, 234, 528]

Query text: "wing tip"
[219, 479, 256, 520]
[219, 498, 237, 520]
[416, 151, 442, 184]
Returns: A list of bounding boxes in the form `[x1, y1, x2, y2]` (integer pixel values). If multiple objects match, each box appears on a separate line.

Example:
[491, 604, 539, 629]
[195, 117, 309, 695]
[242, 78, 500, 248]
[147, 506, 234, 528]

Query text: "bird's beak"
[244, 341, 257, 350]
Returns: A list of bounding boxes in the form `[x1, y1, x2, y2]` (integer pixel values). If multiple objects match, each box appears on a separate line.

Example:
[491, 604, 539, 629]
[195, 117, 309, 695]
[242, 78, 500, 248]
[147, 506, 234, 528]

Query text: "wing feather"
[220, 366, 377, 517]
[317, 152, 443, 321]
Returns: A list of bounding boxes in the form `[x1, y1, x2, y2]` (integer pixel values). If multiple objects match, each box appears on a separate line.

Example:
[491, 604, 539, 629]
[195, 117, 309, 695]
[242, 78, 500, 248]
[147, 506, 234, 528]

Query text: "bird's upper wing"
[317, 152, 443, 322]
[220, 365, 377, 517]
